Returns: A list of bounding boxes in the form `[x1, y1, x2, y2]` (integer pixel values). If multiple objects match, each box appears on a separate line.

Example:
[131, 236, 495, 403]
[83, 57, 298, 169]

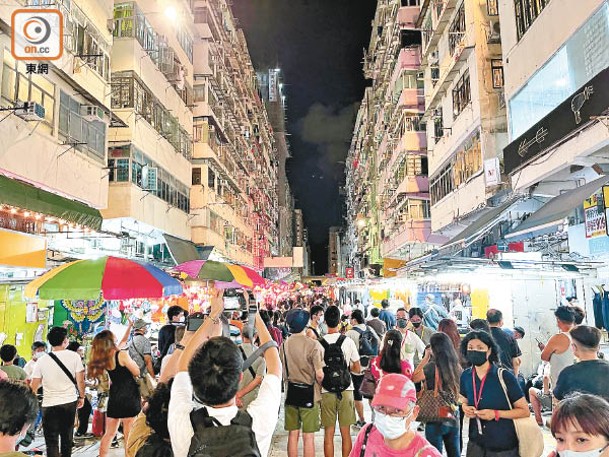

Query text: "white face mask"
[558, 445, 609, 457]
[374, 410, 411, 440]
[32, 351, 45, 360]
[318, 315, 324, 324]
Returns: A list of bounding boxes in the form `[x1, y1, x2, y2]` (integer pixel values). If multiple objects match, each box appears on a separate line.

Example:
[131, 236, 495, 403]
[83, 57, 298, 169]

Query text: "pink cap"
[371, 374, 417, 410]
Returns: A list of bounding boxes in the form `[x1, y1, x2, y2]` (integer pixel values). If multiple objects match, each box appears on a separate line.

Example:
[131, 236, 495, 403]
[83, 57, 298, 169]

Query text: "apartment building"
[104, 0, 194, 262]
[346, 0, 437, 278]
[0, 0, 113, 265]
[328, 226, 341, 276]
[497, 0, 609, 260]
[418, 0, 508, 236]
[190, 0, 279, 269]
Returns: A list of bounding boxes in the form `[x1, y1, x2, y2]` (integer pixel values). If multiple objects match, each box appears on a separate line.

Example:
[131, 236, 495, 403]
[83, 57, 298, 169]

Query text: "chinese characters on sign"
[583, 190, 606, 239]
[25, 63, 49, 74]
[268, 69, 278, 102]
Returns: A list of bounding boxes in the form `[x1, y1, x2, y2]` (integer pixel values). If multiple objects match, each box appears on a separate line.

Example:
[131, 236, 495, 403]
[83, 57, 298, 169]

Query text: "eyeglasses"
[372, 405, 413, 418]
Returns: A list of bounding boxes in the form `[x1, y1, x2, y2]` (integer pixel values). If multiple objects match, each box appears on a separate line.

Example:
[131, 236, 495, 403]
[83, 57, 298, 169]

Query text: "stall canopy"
[506, 175, 609, 242]
[0, 175, 103, 230]
[163, 234, 204, 265]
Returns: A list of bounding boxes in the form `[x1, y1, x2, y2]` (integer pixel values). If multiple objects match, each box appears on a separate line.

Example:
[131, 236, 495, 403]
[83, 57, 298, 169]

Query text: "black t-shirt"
[157, 324, 176, 357]
[490, 327, 521, 371]
[553, 359, 609, 401]
[460, 365, 524, 452]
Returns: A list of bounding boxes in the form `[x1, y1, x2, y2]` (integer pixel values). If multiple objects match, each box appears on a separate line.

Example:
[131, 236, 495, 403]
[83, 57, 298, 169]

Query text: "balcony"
[381, 220, 433, 259]
[398, 6, 419, 29]
[396, 176, 429, 196]
[103, 183, 190, 240]
[400, 131, 427, 152]
[420, 0, 458, 60]
[398, 88, 425, 111]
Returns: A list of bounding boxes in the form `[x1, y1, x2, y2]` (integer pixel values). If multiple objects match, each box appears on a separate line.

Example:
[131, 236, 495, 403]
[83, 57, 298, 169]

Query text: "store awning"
[0, 175, 103, 230]
[440, 198, 522, 253]
[198, 245, 215, 261]
[164, 234, 203, 265]
[0, 229, 46, 268]
[506, 175, 609, 241]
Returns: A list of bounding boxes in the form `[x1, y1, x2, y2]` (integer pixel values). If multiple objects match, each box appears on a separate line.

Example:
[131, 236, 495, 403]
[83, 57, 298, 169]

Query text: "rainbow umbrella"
[25, 256, 183, 300]
[175, 260, 265, 288]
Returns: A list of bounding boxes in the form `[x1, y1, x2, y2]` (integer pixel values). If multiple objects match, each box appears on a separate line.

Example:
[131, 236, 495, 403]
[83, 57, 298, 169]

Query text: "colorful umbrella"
[175, 260, 265, 288]
[25, 256, 183, 300]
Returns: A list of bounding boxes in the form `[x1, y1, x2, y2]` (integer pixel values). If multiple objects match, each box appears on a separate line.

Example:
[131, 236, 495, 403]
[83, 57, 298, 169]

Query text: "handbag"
[498, 368, 544, 457]
[136, 372, 157, 399]
[283, 338, 315, 408]
[416, 368, 457, 423]
[359, 367, 377, 400]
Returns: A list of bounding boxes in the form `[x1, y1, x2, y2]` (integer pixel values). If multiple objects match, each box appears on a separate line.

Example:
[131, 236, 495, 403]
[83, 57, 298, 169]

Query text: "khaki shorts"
[321, 391, 356, 428]
[284, 403, 321, 433]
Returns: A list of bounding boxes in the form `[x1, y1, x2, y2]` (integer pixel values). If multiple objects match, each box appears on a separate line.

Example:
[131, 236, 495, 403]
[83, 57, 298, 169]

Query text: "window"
[514, 0, 553, 40]
[176, 28, 193, 63]
[487, 0, 499, 15]
[491, 59, 504, 89]
[58, 91, 106, 161]
[401, 0, 420, 5]
[1, 50, 55, 125]
[404, 199, 431, 220]
[108, 159, 130, 182]
[192, 168, 202, 185]
[430, 129, 482, 204]
[452, 70, 471, 117]
[433, 108, 444, 143]
[449, 3, 466, 56]
[71, 21, 110, 81]
[208, 168, 215, 189]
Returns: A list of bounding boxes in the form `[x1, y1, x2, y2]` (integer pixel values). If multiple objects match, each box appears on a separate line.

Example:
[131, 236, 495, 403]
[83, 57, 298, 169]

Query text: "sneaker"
[111, 438, 120, 449]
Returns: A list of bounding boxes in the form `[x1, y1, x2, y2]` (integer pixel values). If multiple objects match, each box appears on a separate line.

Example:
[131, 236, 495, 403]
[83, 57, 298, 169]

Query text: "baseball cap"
[371, 374, 417, 411]
[286, 309, 310, 333]
[513, 326, 525, 337]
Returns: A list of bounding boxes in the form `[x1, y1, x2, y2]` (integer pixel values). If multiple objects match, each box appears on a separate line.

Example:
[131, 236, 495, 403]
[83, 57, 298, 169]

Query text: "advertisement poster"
[583, 190, 606, 238]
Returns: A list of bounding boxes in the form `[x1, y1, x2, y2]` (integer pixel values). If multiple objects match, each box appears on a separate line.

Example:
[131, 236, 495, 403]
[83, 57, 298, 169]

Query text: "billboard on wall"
[583, 190, 606, 239]
[269, 69, 278, 102]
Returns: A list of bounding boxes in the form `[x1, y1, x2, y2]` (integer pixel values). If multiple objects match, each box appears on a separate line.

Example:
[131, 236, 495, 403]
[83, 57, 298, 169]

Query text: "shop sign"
[583, 190, 606, 239]
[504, 65, 609, 175]
[484, 157, 501, 187]
[345, 267, 354, 279]
[604, 186, 609, 237]
[269, 69, 278, 102]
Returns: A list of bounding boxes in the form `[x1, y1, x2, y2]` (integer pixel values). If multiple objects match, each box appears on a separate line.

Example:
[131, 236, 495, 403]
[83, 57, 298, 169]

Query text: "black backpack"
[320, 335, 352, 398]
[353, 326, 379, 361]
[188, 407, 261, 457]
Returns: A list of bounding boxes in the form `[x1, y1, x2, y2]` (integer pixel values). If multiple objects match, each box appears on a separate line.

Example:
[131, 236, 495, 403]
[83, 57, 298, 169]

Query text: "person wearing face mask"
[307, 305, 327, 340]
[0, 381, 39, 457]
[459, 330, 530, 457]
[549, 393, 609, 457]
[394, 308, 426, 368]
[408, 308, 432, 368]
[23, 341, 47, 380]
[350, 374, 441, 457]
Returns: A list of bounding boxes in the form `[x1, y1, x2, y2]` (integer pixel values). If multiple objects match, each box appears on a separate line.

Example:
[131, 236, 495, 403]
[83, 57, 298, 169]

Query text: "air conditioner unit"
[15, 101, 45, 121]
[429, 50, 439, 64]
[488, 20, 501, 44]
[81, 105, 105, 123]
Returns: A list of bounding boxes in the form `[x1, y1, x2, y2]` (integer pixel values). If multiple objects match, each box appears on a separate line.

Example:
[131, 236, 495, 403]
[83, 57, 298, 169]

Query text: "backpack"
[353, 326, 379, 361]
[268, 325, 283, 346]
[320, 335, 352, 398]
[188, 407, 261, 457]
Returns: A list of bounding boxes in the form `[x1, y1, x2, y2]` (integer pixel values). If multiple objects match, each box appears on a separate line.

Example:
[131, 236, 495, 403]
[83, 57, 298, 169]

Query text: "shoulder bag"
[48, 352, 79, 395]
[416, 367, 457, 423]
[131, 339, 157, 399]
[497, 368, 544, 457]
[283, 338, 315, 408]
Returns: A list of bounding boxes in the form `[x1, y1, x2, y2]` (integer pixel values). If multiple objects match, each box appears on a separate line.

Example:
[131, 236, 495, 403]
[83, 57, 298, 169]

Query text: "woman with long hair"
[459, 330, 529, 457]
[370, 330, 413, 381]
[412, 332, 463, 456]
[89, 330, 141, 457]
[438, 319, 465, 365]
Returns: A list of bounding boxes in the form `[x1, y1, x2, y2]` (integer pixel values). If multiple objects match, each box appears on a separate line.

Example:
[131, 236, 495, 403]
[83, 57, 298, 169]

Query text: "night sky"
[232, 0, 376, 274]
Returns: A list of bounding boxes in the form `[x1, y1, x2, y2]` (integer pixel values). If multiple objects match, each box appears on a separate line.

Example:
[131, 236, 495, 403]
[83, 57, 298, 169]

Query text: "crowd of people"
[1, 292, 609, 457]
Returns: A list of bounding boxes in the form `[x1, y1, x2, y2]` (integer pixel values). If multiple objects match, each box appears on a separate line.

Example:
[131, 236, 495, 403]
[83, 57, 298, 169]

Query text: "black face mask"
[411, 321, 422, 329]
[397, 319, 408, 329]
[466, 350, 488, 366]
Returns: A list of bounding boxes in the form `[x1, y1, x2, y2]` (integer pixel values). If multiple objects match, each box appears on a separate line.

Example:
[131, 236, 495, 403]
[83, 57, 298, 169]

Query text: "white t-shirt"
[399, 330, 426, 366]
[168, 371, 281, 457]
[320, 333, 360, 392]
[32, 350, 84, 407]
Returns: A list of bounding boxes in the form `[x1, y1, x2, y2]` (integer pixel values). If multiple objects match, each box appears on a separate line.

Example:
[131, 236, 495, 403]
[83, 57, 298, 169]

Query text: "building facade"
[418, 0, 508, 236]
[190, 0, 279, 269]
[328, 226, 341, 276]
[346, 0, 438, 278]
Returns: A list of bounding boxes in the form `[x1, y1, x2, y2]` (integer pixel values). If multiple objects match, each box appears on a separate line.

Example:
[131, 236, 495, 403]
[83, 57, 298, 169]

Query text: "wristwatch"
[175, 343, 186, 351]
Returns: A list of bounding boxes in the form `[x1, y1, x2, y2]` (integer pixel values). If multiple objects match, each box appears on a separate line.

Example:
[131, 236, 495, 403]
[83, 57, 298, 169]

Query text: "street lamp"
[164, 6, 178, 21]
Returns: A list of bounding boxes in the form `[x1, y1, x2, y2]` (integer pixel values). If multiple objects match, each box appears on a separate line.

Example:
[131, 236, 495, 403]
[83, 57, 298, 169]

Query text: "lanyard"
[472, 365, 491, 409]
